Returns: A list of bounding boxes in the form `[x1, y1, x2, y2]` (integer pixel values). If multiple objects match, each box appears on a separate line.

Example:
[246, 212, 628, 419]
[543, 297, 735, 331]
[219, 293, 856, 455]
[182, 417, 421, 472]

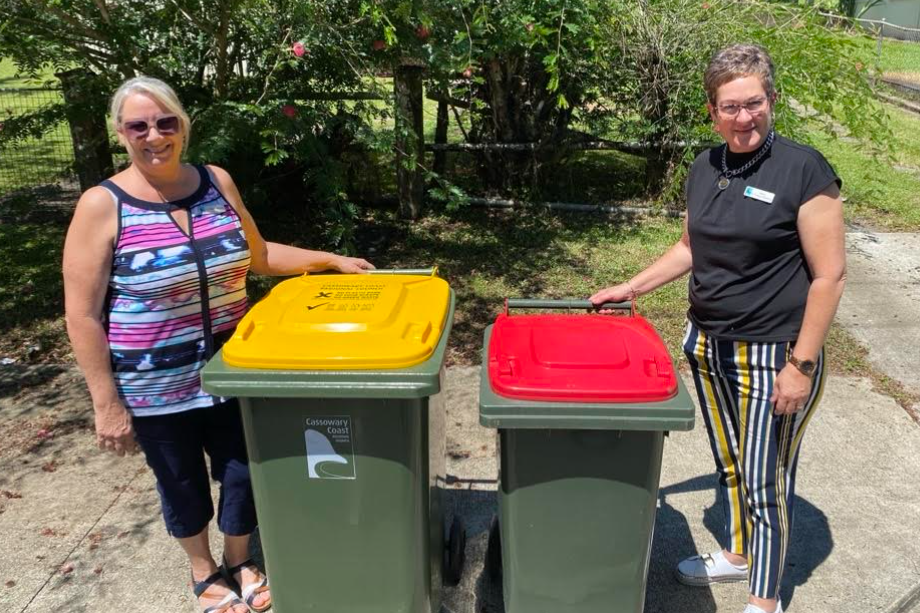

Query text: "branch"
[426, 92, 470, 109]
[16, 17, 120, 66]
[450, 103, 471, 142]
[255, 28, 293, 106]
[555, 1, 566, 62]
[92, 0, 111, 24]
[325, 20, 381, 85]
[166, 0, 215, 35]
[35, 0, 108, 42]
[214, 0, 233, 97]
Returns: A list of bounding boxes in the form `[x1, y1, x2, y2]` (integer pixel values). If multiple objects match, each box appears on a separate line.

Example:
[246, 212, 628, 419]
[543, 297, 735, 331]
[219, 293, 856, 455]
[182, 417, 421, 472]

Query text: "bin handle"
[503, 298, 635, 317]
[366, 267, 439, 276]
[307, 267, 439, 277]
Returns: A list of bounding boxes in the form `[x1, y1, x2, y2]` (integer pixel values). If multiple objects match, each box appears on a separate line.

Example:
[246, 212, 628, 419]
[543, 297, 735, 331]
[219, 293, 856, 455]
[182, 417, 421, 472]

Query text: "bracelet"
[625, 280, 639, 300]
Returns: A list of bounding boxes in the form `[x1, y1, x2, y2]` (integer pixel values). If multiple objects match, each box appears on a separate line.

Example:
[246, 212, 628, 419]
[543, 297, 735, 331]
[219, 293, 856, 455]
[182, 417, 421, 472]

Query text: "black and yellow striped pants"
[683, 320, 826, 599]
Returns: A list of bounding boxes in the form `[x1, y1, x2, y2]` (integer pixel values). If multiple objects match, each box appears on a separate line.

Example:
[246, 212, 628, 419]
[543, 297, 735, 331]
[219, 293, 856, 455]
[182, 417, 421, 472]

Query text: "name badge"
[744, 186, 775, 204]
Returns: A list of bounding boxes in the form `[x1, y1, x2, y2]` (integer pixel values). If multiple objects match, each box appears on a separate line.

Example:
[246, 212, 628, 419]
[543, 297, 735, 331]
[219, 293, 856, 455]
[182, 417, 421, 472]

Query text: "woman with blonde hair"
[63, 75, 374, 612]
[591, 44, 845, 613]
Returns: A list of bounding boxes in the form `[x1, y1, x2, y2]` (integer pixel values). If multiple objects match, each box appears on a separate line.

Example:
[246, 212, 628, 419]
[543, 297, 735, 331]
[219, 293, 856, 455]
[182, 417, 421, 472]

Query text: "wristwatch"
[787, 354, 817, 378]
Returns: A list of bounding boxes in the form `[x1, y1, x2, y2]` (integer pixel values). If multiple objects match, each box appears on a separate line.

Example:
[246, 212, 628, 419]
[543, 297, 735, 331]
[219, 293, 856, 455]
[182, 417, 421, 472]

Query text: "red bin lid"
[487, 313, 678, 403]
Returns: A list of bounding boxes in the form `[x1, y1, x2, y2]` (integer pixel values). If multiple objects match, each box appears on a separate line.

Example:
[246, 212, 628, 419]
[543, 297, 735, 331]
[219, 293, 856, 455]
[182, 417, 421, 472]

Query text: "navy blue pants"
[133, 400, 257, 539]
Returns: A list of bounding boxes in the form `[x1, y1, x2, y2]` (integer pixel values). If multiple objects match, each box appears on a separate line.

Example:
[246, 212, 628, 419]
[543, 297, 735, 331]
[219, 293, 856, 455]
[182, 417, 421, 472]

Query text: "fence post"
[394, 62, 425, 220]
[877, 19, 885, 71]
[433, 98, 449, 176]
[55, 69, 114, 192]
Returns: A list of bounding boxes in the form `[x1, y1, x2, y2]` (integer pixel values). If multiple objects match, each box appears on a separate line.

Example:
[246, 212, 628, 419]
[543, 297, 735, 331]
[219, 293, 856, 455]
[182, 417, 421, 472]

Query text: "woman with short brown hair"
[592, 44, 846, 613]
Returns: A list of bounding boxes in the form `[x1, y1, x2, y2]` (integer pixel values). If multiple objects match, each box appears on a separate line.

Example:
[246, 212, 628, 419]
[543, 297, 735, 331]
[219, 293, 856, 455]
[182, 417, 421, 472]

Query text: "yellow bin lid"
[222, 273, 451, 370]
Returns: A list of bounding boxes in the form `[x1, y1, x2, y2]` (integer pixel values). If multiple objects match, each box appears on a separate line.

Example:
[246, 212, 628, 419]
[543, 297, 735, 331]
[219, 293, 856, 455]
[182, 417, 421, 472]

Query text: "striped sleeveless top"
[101, 165, 251, 417]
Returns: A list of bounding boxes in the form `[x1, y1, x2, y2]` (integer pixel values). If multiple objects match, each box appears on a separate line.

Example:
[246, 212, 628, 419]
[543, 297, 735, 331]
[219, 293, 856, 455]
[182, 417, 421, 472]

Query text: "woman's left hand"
[770, 364, 813, 415]
[332, 255, 376, 274]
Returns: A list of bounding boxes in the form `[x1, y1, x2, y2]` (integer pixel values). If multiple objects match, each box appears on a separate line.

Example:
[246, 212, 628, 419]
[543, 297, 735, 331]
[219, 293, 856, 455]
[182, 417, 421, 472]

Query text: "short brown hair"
[704, 44, 775, 104]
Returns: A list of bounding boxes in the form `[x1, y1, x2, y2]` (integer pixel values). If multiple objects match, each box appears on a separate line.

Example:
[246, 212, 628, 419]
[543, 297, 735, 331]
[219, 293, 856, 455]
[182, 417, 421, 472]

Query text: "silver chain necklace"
[718, 130, 775, 190]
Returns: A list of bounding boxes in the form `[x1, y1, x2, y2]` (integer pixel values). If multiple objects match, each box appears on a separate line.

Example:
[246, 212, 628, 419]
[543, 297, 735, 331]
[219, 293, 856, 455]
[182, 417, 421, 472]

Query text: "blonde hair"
[110, 76, 191, 154]
[704, 44, 775, 105]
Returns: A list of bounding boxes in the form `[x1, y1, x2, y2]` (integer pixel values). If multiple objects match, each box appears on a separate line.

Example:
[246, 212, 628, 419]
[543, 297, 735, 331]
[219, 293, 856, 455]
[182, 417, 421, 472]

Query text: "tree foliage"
[0, 0, 888, 221]
[600, 0, 887, 199]
[1, 0, 399, 249]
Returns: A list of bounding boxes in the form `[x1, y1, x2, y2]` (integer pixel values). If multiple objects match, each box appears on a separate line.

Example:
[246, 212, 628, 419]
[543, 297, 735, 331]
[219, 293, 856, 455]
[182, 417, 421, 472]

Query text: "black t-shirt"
[685, 134, 841, 341]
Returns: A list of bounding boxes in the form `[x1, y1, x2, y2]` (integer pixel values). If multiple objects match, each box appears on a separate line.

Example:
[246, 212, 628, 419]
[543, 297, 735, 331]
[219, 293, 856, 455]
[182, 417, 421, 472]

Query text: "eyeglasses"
[717, 97, 769, 118]
[121, 115, 180, 138]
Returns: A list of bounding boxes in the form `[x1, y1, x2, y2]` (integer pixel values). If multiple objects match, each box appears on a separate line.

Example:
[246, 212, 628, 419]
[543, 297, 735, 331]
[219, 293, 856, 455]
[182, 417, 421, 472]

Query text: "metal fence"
[0, 86, 76, 197]
[821, 12, 920, 79]
[864, 18, 920, 91]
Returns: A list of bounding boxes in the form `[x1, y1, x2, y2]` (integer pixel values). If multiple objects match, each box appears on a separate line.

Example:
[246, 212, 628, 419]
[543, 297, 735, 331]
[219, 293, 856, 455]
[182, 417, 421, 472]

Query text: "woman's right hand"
[589, 283, 635, 308]
[94, 400, 137, 457]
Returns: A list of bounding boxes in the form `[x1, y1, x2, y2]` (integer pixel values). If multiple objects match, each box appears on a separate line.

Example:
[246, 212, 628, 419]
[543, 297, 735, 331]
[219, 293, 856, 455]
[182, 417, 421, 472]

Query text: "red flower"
[282, 104, 297, 118]
[292, 41, 306, 57]
[416, 26, 431, 41]
[372, 39, 387, 51]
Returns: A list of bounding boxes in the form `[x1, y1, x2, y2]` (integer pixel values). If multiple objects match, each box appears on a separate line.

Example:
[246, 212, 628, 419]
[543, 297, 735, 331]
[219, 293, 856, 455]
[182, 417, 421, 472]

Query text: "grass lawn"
[812, 102, 920, 230]
[847, 31, 920, 77]
[877, 38, 920, 77]
[885, 105, 920, 169]
[0, 58, 58, 87]
[0, 198, 71, 363]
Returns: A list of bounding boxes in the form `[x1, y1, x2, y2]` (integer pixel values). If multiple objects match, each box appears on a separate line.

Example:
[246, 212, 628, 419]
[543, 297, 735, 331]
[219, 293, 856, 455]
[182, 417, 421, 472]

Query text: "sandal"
[223, 558, 272, 613]
[193, 570, 246, 613]
[675, 550, 748, 586]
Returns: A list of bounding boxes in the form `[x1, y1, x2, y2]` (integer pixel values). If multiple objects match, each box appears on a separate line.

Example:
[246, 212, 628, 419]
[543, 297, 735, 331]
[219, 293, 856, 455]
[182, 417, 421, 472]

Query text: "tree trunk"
[214, 1, 233, 98]
[394, 64, 425, 219]
[56, 69, 114, 191]
[433, 98, 449, 176]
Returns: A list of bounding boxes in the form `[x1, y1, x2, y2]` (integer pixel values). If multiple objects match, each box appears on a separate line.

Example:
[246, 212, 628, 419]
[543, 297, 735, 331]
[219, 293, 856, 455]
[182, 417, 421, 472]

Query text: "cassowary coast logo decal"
[304, 416, 356, 479]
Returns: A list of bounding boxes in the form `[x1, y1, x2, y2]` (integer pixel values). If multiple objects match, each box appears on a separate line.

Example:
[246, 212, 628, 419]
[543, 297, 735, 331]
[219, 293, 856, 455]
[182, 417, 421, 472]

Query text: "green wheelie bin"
[200, 269, 465, 613]
[479, 299, 695, 613]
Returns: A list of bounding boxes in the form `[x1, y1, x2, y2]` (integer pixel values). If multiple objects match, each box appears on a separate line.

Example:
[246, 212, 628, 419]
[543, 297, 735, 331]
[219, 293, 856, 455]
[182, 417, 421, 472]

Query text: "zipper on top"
[185, 207, 216, 359]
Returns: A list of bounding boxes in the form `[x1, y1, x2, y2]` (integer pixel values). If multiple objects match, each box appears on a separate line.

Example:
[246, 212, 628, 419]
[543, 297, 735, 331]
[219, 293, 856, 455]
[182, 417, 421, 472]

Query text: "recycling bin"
[200, 269, 464, 613]
[480, 299, 695, 613]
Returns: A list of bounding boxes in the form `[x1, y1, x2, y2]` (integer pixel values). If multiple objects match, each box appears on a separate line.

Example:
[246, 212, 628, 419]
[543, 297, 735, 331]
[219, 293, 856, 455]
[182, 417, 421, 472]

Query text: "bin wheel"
[443, 516, 466, 586]
[485, 514, 502, 580]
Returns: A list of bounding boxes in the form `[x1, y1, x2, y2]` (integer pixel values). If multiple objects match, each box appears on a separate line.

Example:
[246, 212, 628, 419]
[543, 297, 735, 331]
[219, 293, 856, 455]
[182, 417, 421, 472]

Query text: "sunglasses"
[121, 115, 180, 138]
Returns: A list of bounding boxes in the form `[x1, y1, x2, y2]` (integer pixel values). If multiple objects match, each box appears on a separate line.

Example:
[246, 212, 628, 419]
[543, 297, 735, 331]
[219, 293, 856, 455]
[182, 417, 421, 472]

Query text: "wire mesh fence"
[822, 13, 920, 82]
[864, 19, 920, 89]
[821, 13, 920, 108]
[0, 86, 76, 197]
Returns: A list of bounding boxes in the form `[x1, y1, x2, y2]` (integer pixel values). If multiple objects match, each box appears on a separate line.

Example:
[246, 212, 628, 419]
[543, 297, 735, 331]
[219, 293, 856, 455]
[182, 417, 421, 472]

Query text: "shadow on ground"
[438, 469, 832, 613]
[648, 475, 833, 612]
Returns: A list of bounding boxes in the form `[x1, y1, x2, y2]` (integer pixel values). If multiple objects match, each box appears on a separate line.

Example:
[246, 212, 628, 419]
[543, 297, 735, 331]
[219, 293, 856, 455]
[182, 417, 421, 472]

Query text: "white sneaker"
[743, 600, 783, 613]
[675, 550, 748, 586]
